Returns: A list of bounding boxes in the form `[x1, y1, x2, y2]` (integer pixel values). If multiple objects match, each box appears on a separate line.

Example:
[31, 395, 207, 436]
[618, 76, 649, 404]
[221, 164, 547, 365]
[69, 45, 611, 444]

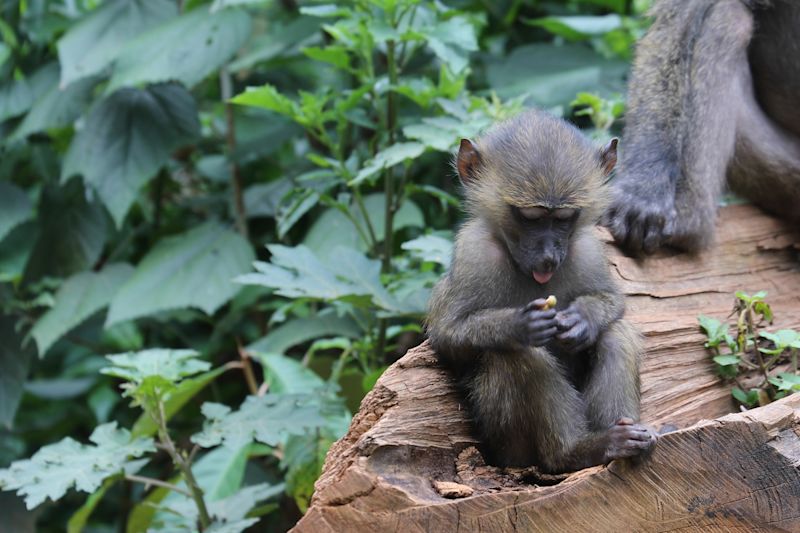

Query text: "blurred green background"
[0, 0, 651, 530]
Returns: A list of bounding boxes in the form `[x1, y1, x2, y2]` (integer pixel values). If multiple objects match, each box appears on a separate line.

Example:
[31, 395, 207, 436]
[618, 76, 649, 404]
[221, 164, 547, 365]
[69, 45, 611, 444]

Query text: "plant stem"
[155, 401, 212, 529]
[125, 474, 193, 497]
[746, 306, 771, 388]
[237, 341, 259, 395]
[220, 66, 249, 239]
[382, 38, 398, 275]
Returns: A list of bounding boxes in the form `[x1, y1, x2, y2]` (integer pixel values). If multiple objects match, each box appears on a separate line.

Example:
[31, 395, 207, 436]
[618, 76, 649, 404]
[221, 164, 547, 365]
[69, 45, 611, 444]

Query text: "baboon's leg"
[605, 0, 754, 253]
[470, 344, 650, 473]
[728, 3, 800, 220]
[583, 320, 642, 430]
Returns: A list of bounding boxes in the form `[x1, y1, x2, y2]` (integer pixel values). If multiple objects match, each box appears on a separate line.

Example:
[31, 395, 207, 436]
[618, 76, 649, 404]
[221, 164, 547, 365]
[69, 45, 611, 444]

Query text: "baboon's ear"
[457, 139, 482, 185]
[600, 138, 618, 176]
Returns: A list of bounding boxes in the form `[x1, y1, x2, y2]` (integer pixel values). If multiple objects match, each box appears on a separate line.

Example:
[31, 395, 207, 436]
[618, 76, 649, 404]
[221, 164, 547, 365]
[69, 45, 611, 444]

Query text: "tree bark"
[294, 205, 800, 532]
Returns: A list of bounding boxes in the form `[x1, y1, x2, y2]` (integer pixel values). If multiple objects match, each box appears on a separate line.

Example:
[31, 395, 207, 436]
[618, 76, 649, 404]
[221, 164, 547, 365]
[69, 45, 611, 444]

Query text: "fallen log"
[294, 205, 800, 532]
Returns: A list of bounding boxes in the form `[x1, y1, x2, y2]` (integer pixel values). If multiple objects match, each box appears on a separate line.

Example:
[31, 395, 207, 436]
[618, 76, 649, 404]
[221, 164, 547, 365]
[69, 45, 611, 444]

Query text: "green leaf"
[23, 180, 108, 284]
[349, 142, 426, 186]
[253, 352, 324, 393]
[67, 479, 114, 533]
[192, 394, 329, 449]
[525, 15, 623, 41]
[243, 179, 293, 219]
[0, 62, 58, 122]
[362, 367, 386, 393]
[0, 316, 33, 428]
[101, 349, 210, 386]
[0, 423, 154, 509]
[230, 84, 301, 119]
[238, 244, 401, 311]
[237, 244, 363, 301]
[0, 182, 33, 244]
[62, 83, 200, 227]
[154, 482, 280, 532]
[712, 355, 740, 367]
[0, 223, 37, 284]
[421, 16, 478, 74]
[230, 16, 321, 71]
[12, 75, 99, 140]
[302, 45, 351, 70]
[401, 235, 453, 268]
[247, 314, 362, 354]
[107, 8, 251, 92]
[57, 0, 177, 87]
[31, 264, 134, 356]
[487, 43, 628, 108]
[131, 366, 225, 438]
[303, 193, 424, 257]
[106, 222, 254, 326]
[769, 373, 800, 392]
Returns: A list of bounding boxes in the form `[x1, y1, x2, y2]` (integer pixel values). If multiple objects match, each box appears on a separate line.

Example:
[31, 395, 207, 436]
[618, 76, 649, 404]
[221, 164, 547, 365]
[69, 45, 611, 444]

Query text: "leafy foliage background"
[0, 0, 650, 530]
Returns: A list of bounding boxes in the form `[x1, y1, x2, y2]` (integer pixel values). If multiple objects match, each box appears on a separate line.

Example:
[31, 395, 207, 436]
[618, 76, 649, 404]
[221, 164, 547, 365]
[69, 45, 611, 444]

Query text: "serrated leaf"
[349, 142, 426, 186]
[238, 244, 401, 311]
[230, 84, 301, 119]
[401, 235, 453, 267]
[192, 394, 328, 449]
[153, 481, 280, 532]
[102, 349, 210, 386]
[23, 180, 108, 284]
[0, 182, 33, 243]
[31, 263, 134, 356]
[237, 244, 359, 300]
[107, 8, 251, 92]
[131, 366, 226, 438]
[62, 83, 200, 227]
[0, 316, 33, 428]
[0, 423, 154, 509]
[247, 314, 362, 354]
[106, 222, 254, 326]
[57, 0, 177, 87]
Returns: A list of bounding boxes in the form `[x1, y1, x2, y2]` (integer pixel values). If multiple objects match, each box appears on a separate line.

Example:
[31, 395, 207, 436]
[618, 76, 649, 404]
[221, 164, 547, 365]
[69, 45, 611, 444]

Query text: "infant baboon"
[427, 109, 654, 473]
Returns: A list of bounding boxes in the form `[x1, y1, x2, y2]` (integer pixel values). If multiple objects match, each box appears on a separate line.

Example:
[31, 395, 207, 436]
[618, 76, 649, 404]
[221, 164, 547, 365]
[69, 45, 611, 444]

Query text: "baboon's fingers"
[624, 211, 645, 251]
[529, 327, 558, 346]
[642, 214, 664, 254]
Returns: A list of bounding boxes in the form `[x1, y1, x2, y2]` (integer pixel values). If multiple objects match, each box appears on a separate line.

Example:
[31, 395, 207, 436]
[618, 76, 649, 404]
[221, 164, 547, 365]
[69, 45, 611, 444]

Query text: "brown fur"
[427, 109, 652, 473]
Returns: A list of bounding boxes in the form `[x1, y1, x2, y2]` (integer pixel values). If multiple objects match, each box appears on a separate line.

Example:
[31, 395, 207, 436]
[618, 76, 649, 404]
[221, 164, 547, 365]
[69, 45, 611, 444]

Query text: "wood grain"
[293, 205, 800, 532]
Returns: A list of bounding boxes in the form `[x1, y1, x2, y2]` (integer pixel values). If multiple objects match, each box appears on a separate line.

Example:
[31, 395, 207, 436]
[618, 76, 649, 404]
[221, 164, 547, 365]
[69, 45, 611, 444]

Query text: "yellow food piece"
[542, 295, 557, 310]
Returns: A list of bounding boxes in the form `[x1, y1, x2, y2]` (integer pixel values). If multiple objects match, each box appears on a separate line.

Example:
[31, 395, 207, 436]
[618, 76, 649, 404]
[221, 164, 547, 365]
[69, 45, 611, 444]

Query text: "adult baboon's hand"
[603, 184, 678, 254]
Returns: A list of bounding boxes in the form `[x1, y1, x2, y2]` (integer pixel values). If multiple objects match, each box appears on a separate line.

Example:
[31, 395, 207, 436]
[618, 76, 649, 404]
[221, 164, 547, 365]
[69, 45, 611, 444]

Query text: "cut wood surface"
[293, 205, 800, 532]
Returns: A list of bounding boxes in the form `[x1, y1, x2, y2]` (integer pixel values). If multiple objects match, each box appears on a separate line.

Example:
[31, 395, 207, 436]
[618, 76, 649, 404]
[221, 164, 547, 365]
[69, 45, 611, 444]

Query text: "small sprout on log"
[699, 291, 800, 410]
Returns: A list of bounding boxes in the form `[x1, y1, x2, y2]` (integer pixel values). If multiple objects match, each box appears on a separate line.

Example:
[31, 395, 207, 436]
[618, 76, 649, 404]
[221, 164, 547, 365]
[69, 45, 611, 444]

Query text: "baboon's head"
[456, 109, 616, 284]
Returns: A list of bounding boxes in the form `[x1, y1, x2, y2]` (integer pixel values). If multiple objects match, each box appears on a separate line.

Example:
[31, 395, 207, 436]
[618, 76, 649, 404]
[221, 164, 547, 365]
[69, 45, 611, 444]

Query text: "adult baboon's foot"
[604, 187, 678, 254]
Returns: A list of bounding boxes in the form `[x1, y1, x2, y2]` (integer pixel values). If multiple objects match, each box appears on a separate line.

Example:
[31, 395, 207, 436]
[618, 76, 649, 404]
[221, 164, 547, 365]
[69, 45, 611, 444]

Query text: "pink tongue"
[533, 271, 553, 284]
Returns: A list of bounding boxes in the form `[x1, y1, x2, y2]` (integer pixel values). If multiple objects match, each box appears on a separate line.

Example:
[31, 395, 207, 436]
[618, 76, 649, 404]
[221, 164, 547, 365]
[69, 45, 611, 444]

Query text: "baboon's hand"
[603, 185, 678, 254]
[554, 303, 598, 352]
[522, 299, 558, 347]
